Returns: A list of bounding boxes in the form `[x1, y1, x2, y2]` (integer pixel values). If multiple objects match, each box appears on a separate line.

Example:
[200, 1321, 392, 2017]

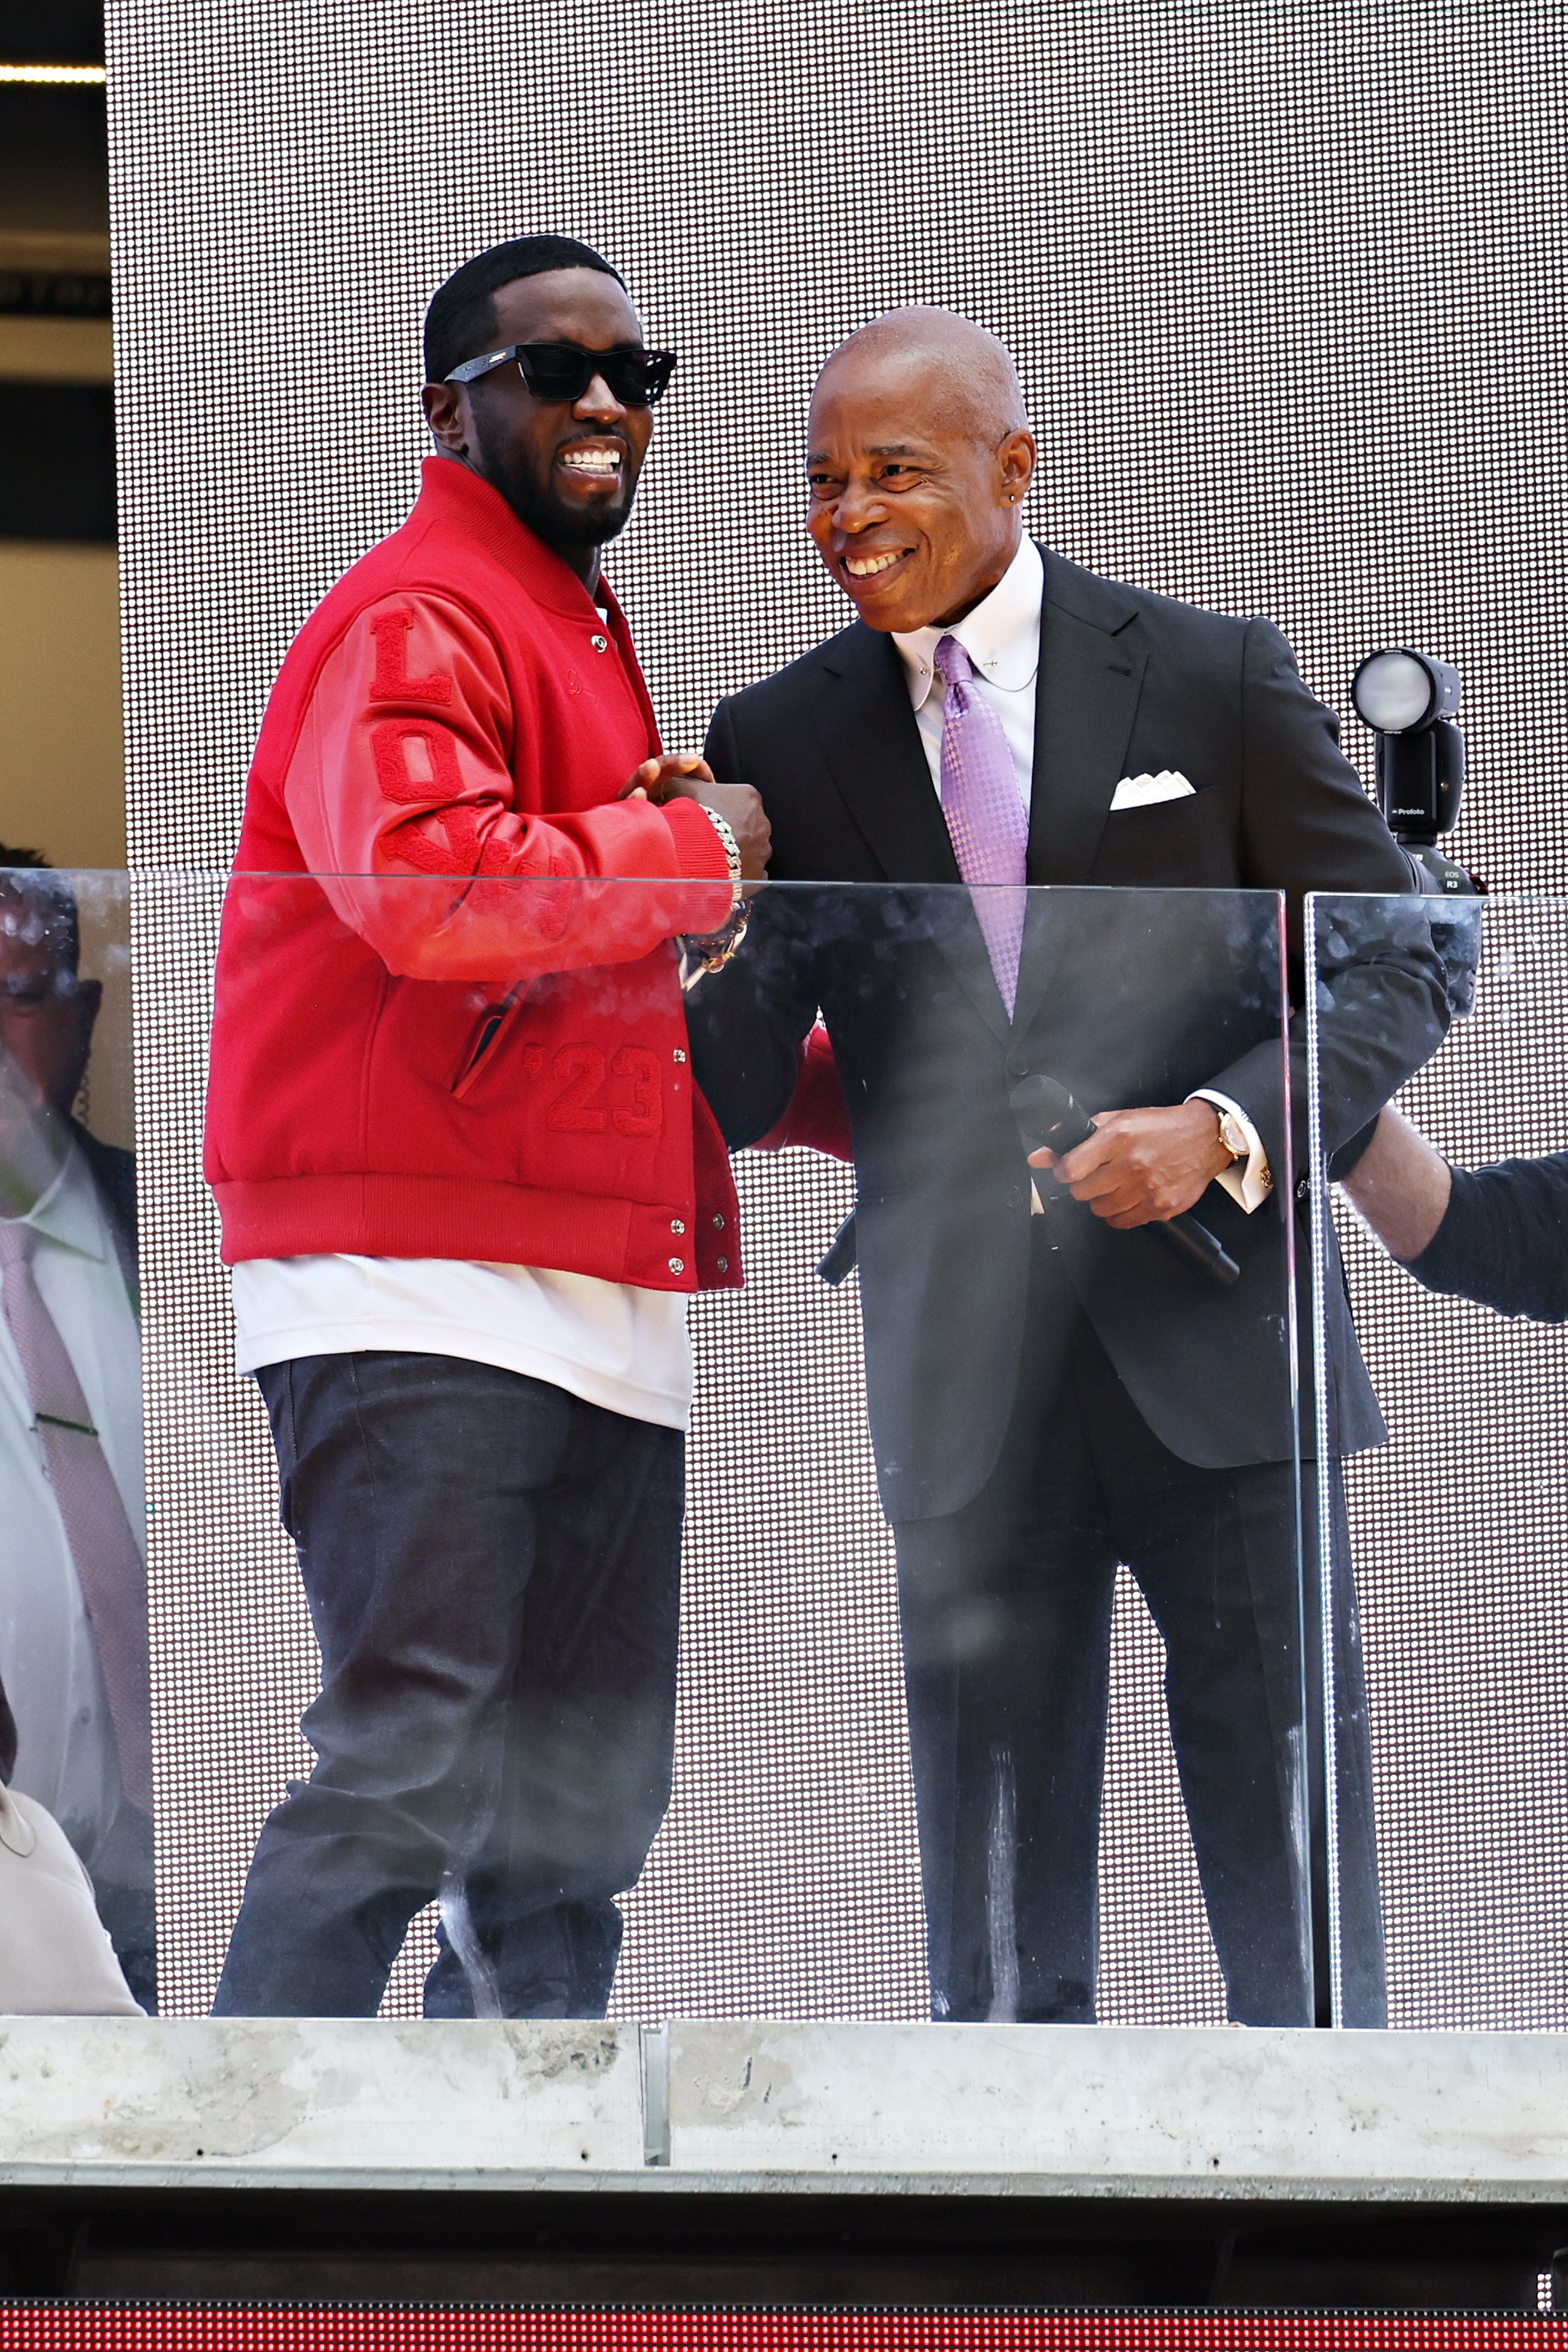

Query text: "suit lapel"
[816, 626, 1012, 1045]
[814, 625, 958, 885]
[72, 1122, 139, 1311]
[1013, 550, 1147, 1035]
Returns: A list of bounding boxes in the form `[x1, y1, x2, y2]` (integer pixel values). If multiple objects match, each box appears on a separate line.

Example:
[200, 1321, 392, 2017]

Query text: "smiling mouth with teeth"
[843, 548, 908, 578]
[559, 445, 624, 479]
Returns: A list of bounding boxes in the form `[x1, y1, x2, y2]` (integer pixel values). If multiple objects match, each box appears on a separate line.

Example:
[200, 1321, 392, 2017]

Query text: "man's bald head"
[817, 309, 1029, 446]
[0, 864, 98, 1120]
[805, 309, 1036, 633]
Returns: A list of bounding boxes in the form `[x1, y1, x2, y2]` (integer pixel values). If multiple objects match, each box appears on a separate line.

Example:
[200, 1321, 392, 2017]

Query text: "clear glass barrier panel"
[1309, 890, 1568, 2030]
[4, 870, 1304, 2028]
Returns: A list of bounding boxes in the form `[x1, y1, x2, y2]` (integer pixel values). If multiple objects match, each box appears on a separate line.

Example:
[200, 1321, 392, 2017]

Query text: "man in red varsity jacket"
[205, 236, 768, 2019]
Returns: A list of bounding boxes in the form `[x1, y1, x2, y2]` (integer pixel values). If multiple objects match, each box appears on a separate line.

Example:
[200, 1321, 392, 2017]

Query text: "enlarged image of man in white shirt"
[0, 849, 153, 2011]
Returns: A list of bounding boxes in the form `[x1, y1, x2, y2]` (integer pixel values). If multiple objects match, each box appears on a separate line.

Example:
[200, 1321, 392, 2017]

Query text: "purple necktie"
[934, 633, 1028, 1016]
[0, 1217, 152, 1813]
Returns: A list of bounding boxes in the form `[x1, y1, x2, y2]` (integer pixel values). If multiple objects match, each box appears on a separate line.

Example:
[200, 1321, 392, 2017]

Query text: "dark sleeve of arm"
[1201, 617, 1450, 1178]
[1405, 1153, 1568, 1321]
[686, 698, 822, 1149]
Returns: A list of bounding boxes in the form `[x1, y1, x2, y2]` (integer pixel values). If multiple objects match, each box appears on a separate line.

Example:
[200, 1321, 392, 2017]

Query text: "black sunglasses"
[445, 341, 678, 408]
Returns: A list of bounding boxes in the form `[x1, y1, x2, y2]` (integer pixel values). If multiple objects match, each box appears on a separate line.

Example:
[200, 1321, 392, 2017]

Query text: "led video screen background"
[105, 0, 1568, 2022]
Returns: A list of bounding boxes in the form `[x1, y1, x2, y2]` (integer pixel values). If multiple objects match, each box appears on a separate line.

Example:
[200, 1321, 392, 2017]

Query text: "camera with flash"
[1350, 648, 1483, 899]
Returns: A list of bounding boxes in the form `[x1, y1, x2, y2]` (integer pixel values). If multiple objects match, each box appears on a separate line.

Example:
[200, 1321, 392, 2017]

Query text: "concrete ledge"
[664, 2022, 1568, 2202]
[0, 2018, 645, 2186]
[2, 2018, 1568, 2201]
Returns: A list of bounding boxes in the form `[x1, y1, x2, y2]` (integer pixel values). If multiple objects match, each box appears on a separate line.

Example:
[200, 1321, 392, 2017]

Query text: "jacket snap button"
[716, 1255, 728, 1273]
[668, 1256, 685, 1274]
[671, 1219, 685, 1234]
[673, 1048, 687, 1063]
[590, 633, 609, 652]
[712, 1212, 725, 1229]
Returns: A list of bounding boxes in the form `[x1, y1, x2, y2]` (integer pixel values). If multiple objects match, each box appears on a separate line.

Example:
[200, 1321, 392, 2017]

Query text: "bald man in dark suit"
[683, 311, 1448, 2027]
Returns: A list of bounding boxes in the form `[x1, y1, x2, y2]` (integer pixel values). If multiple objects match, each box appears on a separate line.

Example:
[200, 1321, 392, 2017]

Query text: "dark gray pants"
[894, 1236, 1385, 2029]
[212, 1352, 683, 2020]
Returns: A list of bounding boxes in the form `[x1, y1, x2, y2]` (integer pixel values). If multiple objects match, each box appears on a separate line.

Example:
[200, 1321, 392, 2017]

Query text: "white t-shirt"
[232, 1255, 692, 1431]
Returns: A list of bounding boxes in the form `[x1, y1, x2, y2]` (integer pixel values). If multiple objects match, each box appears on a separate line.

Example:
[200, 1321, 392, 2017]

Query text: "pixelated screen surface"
[103, 0, 1566, 2024]
[1313, 896, 1568, 2031]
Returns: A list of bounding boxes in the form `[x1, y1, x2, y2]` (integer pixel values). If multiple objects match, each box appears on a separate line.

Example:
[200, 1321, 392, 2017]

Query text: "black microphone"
[1010, 1073, 1240, 1290]
[817, 1210, 858, 1287]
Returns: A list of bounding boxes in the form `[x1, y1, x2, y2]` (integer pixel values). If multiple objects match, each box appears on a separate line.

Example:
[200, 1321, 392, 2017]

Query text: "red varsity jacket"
[204, 455, 742, 1290]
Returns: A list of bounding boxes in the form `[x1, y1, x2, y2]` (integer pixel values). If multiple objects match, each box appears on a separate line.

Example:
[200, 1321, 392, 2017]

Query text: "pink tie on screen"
[0, 1217, 152, 1813]
[934, 633, 1028, 1017]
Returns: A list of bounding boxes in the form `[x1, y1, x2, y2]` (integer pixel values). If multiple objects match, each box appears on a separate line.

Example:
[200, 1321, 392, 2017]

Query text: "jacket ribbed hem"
[213, 1173, 736, 1291]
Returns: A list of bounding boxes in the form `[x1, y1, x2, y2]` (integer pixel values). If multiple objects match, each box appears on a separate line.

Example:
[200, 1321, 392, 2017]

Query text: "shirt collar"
[10, 1140, 107, 1264]
[893, 538, 1044, 711]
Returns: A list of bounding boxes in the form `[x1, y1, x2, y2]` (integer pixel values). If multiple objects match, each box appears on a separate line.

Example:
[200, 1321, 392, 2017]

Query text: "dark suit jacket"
[689, 546, 1449, 1522]
[0, 1125, 137, 1797]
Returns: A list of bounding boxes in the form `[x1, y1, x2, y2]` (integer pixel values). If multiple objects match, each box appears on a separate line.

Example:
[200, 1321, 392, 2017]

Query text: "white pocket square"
[1110, 769, 1196, 810]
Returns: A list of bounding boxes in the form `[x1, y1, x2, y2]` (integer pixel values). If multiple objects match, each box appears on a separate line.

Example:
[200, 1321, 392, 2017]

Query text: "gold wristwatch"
[1216, 1107, 1250, 1165]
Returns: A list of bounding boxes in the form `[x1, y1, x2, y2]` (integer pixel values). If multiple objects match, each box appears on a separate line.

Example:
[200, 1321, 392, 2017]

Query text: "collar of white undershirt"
[892, 537, 1044, 712]
[4, 1139, 107, 1262]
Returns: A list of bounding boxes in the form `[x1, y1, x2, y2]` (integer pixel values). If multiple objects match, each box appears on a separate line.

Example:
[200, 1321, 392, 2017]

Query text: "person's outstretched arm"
[280, 592, 762, 982]
[1343, 1107, 1568, 1322]
[1340, 1106, 1453, 1261]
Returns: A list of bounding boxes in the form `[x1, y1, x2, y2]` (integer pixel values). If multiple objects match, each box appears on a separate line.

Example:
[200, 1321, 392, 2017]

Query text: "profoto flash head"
[1350, 646, 1480, 899]
[1350, 647, 1462, 737]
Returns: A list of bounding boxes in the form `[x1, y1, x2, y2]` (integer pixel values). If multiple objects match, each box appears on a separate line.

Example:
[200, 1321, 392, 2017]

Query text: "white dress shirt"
[0, 1143, 140, 1864]
[891, 537, 1270, 1214]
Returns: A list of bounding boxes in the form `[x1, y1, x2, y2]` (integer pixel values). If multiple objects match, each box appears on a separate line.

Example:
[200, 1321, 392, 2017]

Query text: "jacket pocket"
[1098, 784, 1232, 884]
[452, 993, 520, 1101]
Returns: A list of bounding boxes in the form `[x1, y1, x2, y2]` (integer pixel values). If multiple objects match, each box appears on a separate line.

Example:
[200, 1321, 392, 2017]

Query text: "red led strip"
[2, 2310, 1566, 2349]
